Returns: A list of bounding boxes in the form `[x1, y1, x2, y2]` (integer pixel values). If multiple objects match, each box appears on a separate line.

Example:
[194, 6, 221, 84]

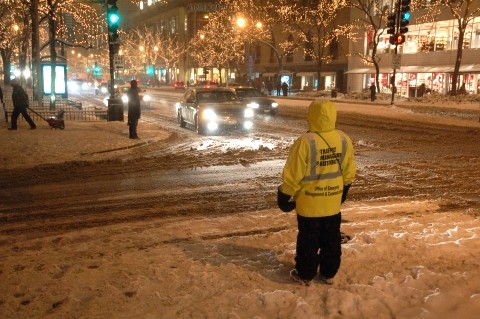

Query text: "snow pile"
[407, 92, 480, 104]
[297, 88, 480, 105]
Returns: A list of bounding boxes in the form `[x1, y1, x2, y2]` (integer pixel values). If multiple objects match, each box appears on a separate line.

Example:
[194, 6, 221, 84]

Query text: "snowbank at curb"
[0, 120, 169, 170]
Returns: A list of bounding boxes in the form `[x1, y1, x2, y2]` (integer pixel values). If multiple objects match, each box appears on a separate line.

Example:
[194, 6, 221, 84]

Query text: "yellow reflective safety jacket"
[281, 99, 356, 217]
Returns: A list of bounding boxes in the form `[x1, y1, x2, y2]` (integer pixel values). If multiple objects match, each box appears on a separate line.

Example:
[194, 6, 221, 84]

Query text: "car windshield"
[236, 89, 262, 98]
[197, 91, 238, 103]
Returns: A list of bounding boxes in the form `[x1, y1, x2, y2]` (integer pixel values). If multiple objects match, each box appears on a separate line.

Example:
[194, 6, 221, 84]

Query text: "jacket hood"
[307, 99, 336, 133]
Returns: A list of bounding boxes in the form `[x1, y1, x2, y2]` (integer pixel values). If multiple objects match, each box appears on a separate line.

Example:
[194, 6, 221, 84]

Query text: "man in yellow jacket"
[278, 99, 356, 286]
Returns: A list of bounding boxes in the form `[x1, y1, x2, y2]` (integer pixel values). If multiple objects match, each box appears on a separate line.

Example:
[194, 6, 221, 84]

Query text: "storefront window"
[418, 23, 435, 52]
[379, 18, 480, 53]
[435, 20, 452, 51]
[472, 17, 480, 48]
[404, 33, 418, 53]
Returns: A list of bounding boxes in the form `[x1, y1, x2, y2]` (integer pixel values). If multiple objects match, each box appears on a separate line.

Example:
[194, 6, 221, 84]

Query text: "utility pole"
[105, 0, 123, 121]
[388, 0, 411, 105]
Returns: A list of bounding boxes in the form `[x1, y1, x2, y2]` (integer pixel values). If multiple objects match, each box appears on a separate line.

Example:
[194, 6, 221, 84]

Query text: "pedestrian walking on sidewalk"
[8, 79, 36, 130]
[127, 80, 141, 139]
[277, 99, 356, 286]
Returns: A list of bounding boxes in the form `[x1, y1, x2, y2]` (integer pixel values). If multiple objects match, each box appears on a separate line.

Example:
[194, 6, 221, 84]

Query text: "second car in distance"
[232, 86, 278, 115]
[176, 87, 254, 135]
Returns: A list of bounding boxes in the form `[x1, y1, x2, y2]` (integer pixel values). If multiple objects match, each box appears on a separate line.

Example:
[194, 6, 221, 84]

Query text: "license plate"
[228, 120, 237, 125]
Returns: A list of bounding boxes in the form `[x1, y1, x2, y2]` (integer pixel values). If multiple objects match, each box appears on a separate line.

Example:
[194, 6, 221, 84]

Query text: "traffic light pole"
[105, 0, 123, 121]
[391, 46, 397, 105]
[390, 0, 410, 105]
[108, 42, 116, 99]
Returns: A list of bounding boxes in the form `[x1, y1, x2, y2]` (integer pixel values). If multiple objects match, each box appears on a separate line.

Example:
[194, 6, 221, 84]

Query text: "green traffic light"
[109, 13, 119, 24]
[107, 5, 120, 26]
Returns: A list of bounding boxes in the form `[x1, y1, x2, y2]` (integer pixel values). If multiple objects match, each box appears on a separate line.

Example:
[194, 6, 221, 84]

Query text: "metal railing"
[2, 98, 108, 122]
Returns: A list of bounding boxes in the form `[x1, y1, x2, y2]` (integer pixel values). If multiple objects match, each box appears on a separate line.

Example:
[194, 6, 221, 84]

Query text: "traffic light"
[399, 0, 411, 34]
[389, 35, 395, 45]
[146, 65, 155, 75]
[107, 0, 120, 42]
[396, 33, 406, 45]
[387, 13, 396, 35]
[389, 33, 406, 46]
[93, 63, 101, 76]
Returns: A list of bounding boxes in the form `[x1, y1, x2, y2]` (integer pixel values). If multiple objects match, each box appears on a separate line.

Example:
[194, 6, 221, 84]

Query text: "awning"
[345, 66, 461, 74]
[279, 70, 292, 75]
[459, 64, 480, 72]
[426, 66, 454, 73]
[345, 67, 390, 74]
[399, 66, 432, 73]
[262, 72, 276, 77]
[296, 72, 316, 76]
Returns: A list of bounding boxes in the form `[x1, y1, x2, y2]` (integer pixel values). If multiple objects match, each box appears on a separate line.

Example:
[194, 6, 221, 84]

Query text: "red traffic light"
[389, 33, 406, 45]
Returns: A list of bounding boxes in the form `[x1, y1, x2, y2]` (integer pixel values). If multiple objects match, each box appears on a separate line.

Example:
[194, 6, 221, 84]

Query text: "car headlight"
[68, 82, 79, 92]
[247, 102, 259, 109]
[143, 95, 151, 102]
[244, 108, 254, 118]
[271, 102, 278, 108]
[202, 109, 217, 120]
[122, 95, 128, 103]
[101, 87, 108, 93]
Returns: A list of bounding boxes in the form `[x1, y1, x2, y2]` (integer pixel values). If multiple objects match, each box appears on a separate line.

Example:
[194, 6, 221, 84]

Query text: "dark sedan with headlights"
[103, 85, 152, 110]
[232, 86, 278, 115]
[176, 87, 255, 135]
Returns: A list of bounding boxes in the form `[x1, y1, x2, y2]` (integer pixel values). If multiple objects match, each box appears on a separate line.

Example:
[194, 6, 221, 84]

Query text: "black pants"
[295, 212, 342, 281]
[128, 118, 138, 138]
[11, 108, 36, 129]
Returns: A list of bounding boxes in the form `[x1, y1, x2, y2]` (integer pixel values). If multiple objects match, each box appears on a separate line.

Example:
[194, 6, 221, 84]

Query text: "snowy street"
[0, 95, 479, 318]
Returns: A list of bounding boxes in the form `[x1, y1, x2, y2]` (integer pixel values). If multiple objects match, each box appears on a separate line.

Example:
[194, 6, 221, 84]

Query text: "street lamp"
[237, 17, 246, 28]
[236, 17, 262, 83]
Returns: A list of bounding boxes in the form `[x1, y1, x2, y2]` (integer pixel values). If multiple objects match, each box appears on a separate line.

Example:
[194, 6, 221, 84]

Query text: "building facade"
[122, 0, 352, 92]
[348, 0, 480, 96]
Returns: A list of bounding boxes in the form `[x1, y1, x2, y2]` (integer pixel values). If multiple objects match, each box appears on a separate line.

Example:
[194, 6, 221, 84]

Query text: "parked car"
[174, 81, 187, 90]
[102, 85, 151, 109]
[176, 87, 255, 135]
[232, 86, 278, 116]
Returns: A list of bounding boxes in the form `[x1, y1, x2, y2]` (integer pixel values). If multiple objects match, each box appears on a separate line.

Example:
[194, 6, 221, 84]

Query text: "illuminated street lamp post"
[236, 17, 262, 83]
